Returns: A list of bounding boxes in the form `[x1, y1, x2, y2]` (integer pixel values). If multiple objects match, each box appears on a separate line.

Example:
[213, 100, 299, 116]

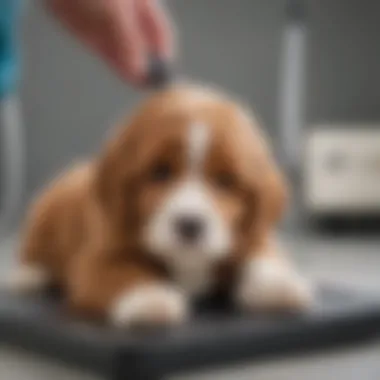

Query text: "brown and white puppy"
[10, 84, 312, 327]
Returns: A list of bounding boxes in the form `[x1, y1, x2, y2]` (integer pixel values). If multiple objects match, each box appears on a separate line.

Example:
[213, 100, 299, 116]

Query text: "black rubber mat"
[0, 284, 380, 380]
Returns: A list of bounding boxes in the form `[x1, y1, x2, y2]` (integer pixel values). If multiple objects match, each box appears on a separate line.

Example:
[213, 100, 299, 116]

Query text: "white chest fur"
[168, 256, 215, 297]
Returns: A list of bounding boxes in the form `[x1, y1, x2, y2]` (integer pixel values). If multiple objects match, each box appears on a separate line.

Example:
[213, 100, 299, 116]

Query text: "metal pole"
[0, 96, 25, 235]
[278, 0, 308, 173]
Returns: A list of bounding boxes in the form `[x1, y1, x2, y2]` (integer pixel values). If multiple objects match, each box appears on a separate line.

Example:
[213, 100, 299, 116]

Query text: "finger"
[97, 36, 144, 86]
[106, 0, 148, 83]
[45, 0, 116, 71]
[138, 0, 175, 61]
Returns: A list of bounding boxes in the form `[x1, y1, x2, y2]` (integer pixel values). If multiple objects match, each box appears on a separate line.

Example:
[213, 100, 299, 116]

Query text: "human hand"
[45, 0, 175, 86]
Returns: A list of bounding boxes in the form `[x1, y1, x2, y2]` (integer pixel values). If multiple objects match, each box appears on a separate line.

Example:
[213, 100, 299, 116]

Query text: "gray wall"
[307, 0, 380, 123]
[19, 0, 380, 210]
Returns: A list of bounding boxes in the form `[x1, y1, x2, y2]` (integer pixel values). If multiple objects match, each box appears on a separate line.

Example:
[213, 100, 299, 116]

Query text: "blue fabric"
[0, 0, 22, 99]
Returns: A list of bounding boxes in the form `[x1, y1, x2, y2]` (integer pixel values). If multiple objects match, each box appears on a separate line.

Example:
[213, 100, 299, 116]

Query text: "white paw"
[236, 257, 313, 313]
[109, 284, 188, 328]
[6, 264, 50, 294]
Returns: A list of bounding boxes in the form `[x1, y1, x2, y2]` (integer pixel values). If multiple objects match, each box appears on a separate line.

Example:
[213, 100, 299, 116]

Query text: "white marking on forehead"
[187, 122, 210, 173]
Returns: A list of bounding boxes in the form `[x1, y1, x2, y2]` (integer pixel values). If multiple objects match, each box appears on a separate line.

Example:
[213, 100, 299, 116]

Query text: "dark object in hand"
[146, 56, 173, 88]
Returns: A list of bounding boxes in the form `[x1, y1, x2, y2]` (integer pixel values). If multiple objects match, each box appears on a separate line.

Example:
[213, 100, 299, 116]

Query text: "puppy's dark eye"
[149, 162, 173, 183]
[214, 172, 235, 191]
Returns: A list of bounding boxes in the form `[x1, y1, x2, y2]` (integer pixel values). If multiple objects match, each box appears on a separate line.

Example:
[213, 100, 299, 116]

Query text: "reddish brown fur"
[18, 84, 287, 319]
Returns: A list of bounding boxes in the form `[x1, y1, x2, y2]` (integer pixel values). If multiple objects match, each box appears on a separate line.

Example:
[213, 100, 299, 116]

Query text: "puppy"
[10, 84, 312, 327]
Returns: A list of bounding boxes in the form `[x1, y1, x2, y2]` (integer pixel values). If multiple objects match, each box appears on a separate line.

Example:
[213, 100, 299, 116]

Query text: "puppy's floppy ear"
[241, 157, 288, 253]
[93, 127, 139, 229]
[258, 162, 288, 229]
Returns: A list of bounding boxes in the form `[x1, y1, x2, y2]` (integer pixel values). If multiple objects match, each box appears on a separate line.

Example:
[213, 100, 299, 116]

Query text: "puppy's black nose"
[175, 216, 204, 242]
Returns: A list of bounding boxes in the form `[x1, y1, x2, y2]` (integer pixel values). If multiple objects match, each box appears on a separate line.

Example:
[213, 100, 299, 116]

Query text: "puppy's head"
[95, 84, 287, 263]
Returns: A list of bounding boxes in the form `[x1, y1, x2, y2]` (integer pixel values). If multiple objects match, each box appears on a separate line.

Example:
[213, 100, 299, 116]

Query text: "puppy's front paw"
[110, 284, 188, 328]
[236, 257, 313, 313]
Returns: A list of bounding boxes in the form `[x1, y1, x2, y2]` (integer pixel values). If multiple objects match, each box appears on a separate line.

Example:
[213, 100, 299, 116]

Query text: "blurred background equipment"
[303, 127, 380, 229]
[277, 0, 380, 232]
